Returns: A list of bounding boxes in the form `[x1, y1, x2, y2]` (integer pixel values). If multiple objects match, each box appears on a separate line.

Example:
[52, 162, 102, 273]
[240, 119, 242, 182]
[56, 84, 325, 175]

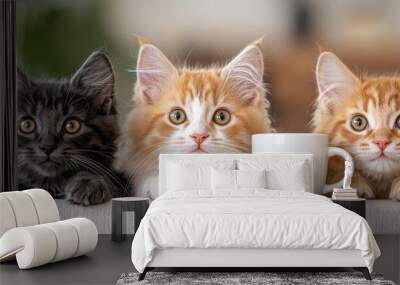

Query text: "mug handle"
[322, 147, 354, 194]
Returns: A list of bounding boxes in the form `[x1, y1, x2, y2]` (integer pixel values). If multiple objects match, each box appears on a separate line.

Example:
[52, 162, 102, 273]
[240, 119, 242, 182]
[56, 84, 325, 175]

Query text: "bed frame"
[138, 154, 372, 281]
[140, 248, 371, 280]
[139, 248, 371, 280]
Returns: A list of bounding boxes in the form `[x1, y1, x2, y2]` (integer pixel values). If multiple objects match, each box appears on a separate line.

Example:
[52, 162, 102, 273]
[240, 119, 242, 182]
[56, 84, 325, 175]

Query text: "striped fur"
[116, 40, 273, 198]
[313, 52, 400, 200]
[17, 50, 129, 205]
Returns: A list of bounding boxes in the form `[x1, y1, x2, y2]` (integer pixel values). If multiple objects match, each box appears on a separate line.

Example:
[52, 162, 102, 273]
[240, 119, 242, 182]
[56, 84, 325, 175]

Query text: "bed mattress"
[131, 190, 380, 272]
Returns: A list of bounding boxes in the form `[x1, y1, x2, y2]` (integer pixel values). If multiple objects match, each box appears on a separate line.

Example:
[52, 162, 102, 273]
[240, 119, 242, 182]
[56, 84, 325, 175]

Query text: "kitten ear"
[316, 52, 360, 111]
[71, 49, 115, 114]
[136, 44, 178, 103]
[222, 39, 264, 103]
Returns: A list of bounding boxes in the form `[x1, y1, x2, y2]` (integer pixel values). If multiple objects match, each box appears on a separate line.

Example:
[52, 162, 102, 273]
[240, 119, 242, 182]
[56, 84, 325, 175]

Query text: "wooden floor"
[1, 234, 397, 284]
[0, 235, 133, 285]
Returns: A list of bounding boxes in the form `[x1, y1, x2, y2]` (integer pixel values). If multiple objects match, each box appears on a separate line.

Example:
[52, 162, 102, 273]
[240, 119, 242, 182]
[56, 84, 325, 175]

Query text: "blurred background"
[17, 0, 400, 131]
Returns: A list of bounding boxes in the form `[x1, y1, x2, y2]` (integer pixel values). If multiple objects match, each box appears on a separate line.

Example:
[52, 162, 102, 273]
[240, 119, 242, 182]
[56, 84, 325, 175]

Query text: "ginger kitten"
[116, 40, 274, 198]
[313, 51, 400, 200]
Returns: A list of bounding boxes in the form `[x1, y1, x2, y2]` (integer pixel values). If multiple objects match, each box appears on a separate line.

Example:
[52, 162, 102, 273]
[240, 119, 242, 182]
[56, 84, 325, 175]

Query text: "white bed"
[131, 154, 380, 280]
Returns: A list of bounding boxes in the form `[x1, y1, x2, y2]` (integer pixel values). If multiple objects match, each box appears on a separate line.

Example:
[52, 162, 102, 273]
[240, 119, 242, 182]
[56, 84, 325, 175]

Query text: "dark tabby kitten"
[17, 50, 128, 205]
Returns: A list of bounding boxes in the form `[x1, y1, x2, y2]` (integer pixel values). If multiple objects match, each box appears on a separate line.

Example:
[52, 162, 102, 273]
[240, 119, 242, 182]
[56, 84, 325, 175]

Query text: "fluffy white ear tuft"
[136, 44, 178, 103]
[316, 52, 360, 110]
[222, 41, 264, 103]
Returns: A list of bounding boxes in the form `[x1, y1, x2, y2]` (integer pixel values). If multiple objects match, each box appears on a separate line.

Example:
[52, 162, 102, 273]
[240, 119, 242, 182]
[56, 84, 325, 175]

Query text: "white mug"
[251, 133, 353, 194]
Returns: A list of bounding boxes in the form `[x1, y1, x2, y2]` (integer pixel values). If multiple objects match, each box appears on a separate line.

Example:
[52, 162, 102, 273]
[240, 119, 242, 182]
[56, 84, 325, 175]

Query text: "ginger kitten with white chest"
[116, 40, 274, 198]
[313, 51, 400, 200]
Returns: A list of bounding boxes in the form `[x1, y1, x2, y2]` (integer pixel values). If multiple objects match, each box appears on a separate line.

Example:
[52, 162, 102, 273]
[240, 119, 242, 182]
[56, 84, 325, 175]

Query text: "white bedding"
[131, 190, 380, 273]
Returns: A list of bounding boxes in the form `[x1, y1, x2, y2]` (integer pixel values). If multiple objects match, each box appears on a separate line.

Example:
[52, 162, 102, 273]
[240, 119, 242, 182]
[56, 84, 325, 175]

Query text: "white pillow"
[166, 159, 236, 192]
[266, 163, 307, 191]
[236, 169, 267, 189]
[211, 168, 267, 190]
[167, 162, 210, 191]
[237, 158, 309, 191]
[211, 168, 236, 190]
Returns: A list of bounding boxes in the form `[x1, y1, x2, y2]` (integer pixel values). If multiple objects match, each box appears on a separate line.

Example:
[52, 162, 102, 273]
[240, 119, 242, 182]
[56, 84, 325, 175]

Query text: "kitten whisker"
[65, 149, 114, 158]
[126, 68, 164, 74]
[211, 141, 248, 152]
[117, 41, 275, 198]
[71, 155, 129, 194]
[79, 155, 129, 193]
[182, 48, 194, 67]
[77, 160, 128, 192]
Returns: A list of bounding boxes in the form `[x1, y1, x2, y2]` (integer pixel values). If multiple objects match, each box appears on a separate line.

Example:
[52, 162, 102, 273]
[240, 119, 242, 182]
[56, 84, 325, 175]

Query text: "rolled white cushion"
[0, 196, 17, 237]
[42, 221, 79, 262]
[0, 218, 98, 269]
[64, 218, 98, 257]
[0, 189, 59, 238]
[24, 189, 59, 224]
[0, 191, 39, 227]
[0, 226, 57, 268]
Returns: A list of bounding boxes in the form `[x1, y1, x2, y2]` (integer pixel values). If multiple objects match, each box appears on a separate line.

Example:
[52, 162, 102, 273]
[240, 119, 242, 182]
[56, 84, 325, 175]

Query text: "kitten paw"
[389, 178, 400, 201]
[352, 173, 375, 199]
[65, 173, 112, 206]
[357, 186, 375, 199]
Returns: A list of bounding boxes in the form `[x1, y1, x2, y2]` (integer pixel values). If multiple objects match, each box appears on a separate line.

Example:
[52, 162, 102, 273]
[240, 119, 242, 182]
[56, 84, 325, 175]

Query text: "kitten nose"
[40, 145, 56, 155]
[374, 140, 391, 151]
[191, 133, 209, 145]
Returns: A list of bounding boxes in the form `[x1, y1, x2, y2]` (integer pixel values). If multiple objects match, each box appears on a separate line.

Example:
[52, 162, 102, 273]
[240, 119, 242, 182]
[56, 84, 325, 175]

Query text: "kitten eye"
[64, 119, 81, 134]
[350, 114, 368, 132]
[19, 117, 36, 134]
[213, 109, 231, 126]
[169, 108, 186, 125]
[395, 115, 400, 129]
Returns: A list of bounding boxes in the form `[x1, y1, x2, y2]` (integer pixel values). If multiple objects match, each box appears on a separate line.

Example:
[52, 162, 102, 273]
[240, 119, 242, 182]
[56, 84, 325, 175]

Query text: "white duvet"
[131, 190, 380, 273]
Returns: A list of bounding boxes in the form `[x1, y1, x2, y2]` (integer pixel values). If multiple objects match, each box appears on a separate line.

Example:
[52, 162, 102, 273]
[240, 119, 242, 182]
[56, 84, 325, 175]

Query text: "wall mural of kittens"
[116, 40, 274, 198]
[17, 50, 129, 205]
[17, 43, 398, 202]
[312, 51, 400, 200]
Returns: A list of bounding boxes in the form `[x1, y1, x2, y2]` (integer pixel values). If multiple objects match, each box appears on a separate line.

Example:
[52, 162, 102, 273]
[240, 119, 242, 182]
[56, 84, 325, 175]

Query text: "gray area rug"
[116, 272, 395, 285]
